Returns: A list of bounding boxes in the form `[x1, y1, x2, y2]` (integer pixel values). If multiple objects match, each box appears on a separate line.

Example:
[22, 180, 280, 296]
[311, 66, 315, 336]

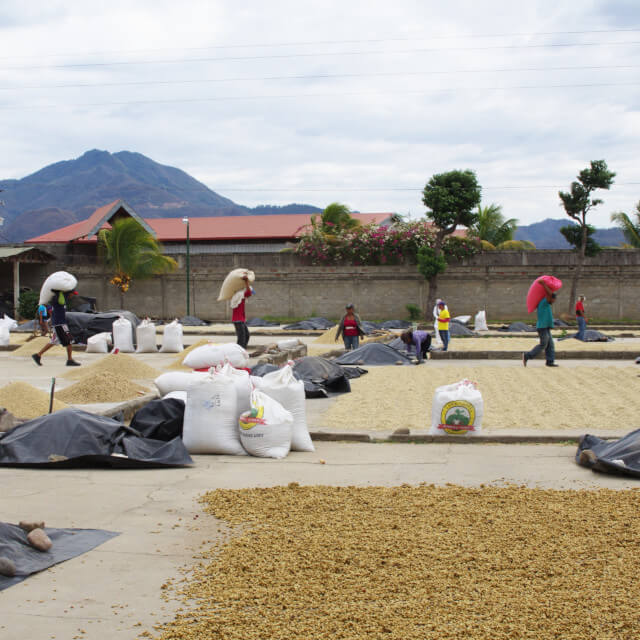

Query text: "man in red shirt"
[575, 295, 587, 341]
[231, 276, 254, 348]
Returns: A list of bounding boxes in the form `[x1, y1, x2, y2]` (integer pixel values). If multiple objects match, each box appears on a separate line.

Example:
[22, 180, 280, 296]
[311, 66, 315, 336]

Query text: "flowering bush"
[294, 221, 479, 265]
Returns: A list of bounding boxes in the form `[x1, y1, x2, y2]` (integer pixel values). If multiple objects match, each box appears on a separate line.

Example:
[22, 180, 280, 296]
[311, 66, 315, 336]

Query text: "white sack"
[239, 389, 293, 459]
[163, 390, 187, 403]
[86, 332, 112, 354]
[260, 364, 314, 452]
[183, 371, 246, 455]
[154, 371, 209, 396]
[112, 317, 135, 352]
[136, 319, 157, 353]
[160, 320, 183, 353]
[474, 310, 488, 331]
[183, 342, 249, 369]
[217, 268, 255, 302]
[0, 325, 9, 347]
[39, 271, 77, 305]
[277, 338, 301, 351]
[0, 315, 18, 331]
[430, 379, 483, 436]
[217, 361, 252, 418]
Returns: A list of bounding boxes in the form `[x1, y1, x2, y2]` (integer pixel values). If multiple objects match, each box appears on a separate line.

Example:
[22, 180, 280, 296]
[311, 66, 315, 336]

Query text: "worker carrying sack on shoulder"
[39, 271, 78, 305]
[430, 379, 483, 436]
[217, 268, 255, 302]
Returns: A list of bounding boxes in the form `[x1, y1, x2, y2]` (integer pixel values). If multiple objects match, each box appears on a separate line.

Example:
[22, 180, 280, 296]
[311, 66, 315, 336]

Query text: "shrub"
[18, 289, 39, 320]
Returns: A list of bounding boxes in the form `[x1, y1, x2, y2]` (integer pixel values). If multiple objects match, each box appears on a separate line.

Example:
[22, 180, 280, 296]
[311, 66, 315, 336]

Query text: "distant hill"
[0, 150, 321, 242]
[515, 218, 625, 249]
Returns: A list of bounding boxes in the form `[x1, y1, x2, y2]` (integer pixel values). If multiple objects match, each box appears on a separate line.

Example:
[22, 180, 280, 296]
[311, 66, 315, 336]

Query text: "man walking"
[231, 275, 254, 349]
[32, 290, 81, 367]
[523, 281, 558, 367]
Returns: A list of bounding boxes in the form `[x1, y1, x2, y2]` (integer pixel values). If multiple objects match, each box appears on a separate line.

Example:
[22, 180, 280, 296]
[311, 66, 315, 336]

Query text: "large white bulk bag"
[86, 331, 112, 354]
[160, 320, 183, 353]
[183, 342, 249, 369]
[136, 319, 157, 353]
[217, 268, 255, 302]
[154, 371, 209, 396]
[39, 271, 77, 305]
[239, 390, 293, 459]
[260, 364, 314, 452]
[0, 325, 9, 347]
[217, 362, 252, 418]
[112, 317, 134, 353]
[183, 371, 245, 455]
[430, 379, 483, 436]
[474, 310, 488, 331]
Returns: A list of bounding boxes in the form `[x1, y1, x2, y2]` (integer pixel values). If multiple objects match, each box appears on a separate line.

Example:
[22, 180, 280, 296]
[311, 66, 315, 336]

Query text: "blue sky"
[1, 0, 639, 227]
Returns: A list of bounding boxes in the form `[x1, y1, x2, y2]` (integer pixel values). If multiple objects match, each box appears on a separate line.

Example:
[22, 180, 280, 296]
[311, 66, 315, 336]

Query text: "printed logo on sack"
[239, 406, 266, 430]
[438, 400, 475, 435]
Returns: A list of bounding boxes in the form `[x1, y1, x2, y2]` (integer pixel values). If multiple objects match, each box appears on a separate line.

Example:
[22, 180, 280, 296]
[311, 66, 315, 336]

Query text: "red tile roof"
[28, 211, 394, 243]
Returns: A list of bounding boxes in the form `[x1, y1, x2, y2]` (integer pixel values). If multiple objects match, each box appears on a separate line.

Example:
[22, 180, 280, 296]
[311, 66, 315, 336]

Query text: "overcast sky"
[1, 0, 639, 227]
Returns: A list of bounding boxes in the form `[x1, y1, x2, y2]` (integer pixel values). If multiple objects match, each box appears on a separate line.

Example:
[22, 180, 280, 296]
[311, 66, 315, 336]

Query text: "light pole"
[182, 217, 190, 317]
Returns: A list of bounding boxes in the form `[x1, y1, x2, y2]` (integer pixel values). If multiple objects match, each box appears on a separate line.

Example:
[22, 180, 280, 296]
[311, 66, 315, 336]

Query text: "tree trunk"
[567, 225, 588, 314]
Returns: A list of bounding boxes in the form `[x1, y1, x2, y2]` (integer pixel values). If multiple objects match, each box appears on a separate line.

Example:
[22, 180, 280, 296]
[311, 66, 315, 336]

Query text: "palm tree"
[98, 217, 178, 306]
[611, 201, 640, 247]
[470, 204, 517, 247]
[311, 202, 360, 234]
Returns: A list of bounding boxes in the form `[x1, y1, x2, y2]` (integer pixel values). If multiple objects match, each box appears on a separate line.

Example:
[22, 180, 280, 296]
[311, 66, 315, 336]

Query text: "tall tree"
[469, 203, 517, 246]
[559, 160, 615, 313]
[98, 217, 177, 306]
[311, 202, 360, 234]
[611, 201, 640, 247]
[421, 169, 482, 313]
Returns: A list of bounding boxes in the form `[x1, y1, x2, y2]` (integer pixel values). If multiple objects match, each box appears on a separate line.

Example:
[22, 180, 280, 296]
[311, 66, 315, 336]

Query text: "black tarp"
[0, 409, 192, 467]
[497, 322, 537, 333]
[0, 522, 119, 590]
[576, 430, 640, 478]
[180, 315, 208, 326]
[246, 317, 280, 327]
[379, 320, 411, 329]
[129, 398, 185, 441]
[65, 310, 140, 345]
[283, 317, 334, 330]
[449, 322, 475, 336]
[334, 343, 414, 366]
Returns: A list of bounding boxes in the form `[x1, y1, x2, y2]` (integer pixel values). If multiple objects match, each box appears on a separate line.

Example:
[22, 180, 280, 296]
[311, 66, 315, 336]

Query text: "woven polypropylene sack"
[136, 320, 157, 353]
[430, 379, 483, 436]
[38, 271, 77, 305]
[159, 320, 183, 353]
[217, 268, 255, 302]
[112, 317, 134, 352]
[183, 343, 249, 369]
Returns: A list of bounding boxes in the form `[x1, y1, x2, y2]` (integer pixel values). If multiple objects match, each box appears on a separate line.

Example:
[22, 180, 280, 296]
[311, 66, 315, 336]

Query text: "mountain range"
[0, 149, 627, 247]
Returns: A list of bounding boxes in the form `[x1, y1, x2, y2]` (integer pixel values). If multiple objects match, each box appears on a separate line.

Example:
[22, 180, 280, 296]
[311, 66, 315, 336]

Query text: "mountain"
[0, 150, 321, 242]
[515, 218, 625, 249]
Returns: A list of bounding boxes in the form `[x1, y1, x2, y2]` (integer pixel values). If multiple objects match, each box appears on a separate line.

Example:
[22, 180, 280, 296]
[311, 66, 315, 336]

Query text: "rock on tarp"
[0, 408, 192, 468]
[0, 522, 119, 591]
[334, 343, 414, 366]
[576, 430, 640, 478]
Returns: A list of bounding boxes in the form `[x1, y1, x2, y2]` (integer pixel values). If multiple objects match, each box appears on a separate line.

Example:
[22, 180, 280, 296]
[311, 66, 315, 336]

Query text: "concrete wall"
[13, 246, 640, 322]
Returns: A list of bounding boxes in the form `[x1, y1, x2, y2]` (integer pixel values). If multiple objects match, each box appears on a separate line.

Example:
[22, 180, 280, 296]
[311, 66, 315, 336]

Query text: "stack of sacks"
[154, 370, 209, 397]
[182, 342, 249, 370]
[160, 319, 183, 353]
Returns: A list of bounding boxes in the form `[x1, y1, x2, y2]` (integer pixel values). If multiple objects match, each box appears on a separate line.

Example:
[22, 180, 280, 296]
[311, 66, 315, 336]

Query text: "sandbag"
[217, 268, 255, 302]
[239, 389, 293, 459]
[154, 371, 209, 396]
[183, 343, 249, 369]
[0, 326, 9, 347]
[259, 364, 314, 452]
[526, 275, 562, 313]
[112, 317, 134, 352]
[183, 370, 246, 455]
[86, 332, 112, 354]
[136, 319, 157, 353]
[216, 361, 252, 418]
[474, 310, 488, 331]
[430, 379, 483, 436]
[38, 271, 77, 305]
[277, 338, 301, 351]
[160, 320, 183, 353]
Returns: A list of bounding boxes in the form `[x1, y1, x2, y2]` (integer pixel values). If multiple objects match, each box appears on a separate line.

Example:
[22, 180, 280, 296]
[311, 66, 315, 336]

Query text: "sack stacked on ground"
[183, 369, 246, 455]
[183, 342, 249, 369]
[160, 320, 183, 353]
[430, 379, 483, 436]
[39, 271, 77, 305]
[239, 389, 293, 459]
[217, 268, 255, 301]
[136, 319, 157, 353]
[0, 315, 17, 346]
[112, 316, 134, 352]
[216, 361, 252, 418]
[259, 363, 314, 451]
[86, 332, 112, 354]
[474, 310, 488, 331]
[154, 371, 209, 396]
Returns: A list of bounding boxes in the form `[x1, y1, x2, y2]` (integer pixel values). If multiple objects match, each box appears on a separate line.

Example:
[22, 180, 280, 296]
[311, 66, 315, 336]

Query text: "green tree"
[611, 201, 640, 247]
[469, 203, 517, 246]
[559, 160, 615, 313]
[422, 169, 482, 313]
[311, 202, 360, 234]
[98, 217, 178, 306]
[560, 224, 602, 257]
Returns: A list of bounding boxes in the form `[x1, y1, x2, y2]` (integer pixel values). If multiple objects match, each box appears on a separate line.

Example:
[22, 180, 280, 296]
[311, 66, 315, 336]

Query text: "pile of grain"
[320, 364, 640, 432]
[166, 338, 213, 370]
[312, 326, 339, 344]
[57, 372, 148, 404]
[13, 336, 65, 357]
[150, 484, 640, 640]
[0, 381, 68, 418]
[64, 353, 159, 380]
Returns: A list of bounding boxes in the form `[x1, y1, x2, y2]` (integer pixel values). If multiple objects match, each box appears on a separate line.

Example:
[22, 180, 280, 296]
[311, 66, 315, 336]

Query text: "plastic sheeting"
[129, 398, 185, 441]
[180, 315, 208, 326]
[576, 430, 640, 478]
[0, 409, 192, 467]
[246, 317, 280, 327]
[0, 522, 119, 591]
[283, 317, 334, 330]
[65, 311, 140, 345]
[334, 343, 414, 366]
[497, 322, 536, 333]
[449, 322, 475, 336]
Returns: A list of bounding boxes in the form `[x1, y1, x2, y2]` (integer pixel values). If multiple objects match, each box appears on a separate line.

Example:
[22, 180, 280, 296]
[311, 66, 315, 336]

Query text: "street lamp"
[182, 217, 190, 317]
